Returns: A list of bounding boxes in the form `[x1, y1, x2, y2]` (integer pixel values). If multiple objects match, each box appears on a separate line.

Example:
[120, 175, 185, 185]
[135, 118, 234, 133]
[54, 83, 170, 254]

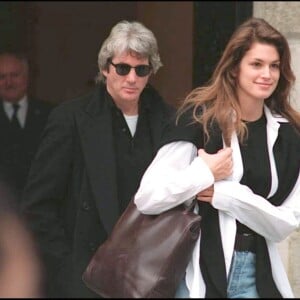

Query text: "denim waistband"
[234, 233, 256, 252]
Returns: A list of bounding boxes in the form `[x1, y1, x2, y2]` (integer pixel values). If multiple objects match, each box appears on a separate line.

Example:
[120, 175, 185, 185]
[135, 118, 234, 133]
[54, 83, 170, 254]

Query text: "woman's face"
[236, 42, 280, 107]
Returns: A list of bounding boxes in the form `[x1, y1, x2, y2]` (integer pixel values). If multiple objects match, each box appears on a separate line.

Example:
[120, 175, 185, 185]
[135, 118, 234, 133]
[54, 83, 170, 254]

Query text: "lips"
[256, 83, 274, 89]
[123, 87, 138, 93]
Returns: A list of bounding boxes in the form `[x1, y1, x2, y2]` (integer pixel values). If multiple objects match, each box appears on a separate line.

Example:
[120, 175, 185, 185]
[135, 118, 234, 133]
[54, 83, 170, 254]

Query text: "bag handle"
[184, 198, 197, 212]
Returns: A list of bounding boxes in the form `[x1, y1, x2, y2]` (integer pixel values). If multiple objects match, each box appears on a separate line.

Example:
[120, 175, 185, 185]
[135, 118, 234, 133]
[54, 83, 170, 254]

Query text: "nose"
[261, 66, 271, 78]
[126, 68, 138, 82]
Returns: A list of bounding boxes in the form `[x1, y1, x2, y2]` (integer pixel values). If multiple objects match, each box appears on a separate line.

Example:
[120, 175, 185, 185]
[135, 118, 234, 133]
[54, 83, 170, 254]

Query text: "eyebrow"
[252, 58, 280, 63]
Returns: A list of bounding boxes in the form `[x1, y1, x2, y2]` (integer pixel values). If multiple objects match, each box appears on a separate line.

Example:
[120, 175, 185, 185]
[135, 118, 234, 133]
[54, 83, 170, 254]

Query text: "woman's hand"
[198, 147, 233, 181]
[196, 185, 214, 203]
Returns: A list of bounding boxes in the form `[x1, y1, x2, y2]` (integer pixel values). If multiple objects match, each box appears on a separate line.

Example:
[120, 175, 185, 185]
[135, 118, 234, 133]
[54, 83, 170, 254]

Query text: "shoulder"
[278, 121, 300, 147]
[51, 85, 105, 116]
[266, 107, 300, 145]
[160, 106, 204, 148]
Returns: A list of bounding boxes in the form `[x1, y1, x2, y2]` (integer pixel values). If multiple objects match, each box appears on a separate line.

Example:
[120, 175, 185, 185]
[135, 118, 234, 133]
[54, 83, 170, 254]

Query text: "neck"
[114, 99, 139, 115]
[240, 102, 264, 122]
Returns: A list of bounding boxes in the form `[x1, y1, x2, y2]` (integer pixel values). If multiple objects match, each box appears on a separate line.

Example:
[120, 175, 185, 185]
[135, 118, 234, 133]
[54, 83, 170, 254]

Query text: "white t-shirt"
[123, 114, 138, 136]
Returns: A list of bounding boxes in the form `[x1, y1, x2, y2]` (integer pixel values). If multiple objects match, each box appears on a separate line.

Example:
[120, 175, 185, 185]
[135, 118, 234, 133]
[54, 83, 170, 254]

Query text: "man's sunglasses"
[108, 60, 152, 77]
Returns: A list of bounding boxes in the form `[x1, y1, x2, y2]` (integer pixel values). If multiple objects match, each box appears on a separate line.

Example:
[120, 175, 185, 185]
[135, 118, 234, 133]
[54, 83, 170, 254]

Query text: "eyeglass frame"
[108, 59, 152, 77]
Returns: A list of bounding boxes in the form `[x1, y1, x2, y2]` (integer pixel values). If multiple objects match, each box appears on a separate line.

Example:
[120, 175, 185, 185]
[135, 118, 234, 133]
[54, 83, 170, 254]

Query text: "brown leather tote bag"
[82, 198, 201, 298]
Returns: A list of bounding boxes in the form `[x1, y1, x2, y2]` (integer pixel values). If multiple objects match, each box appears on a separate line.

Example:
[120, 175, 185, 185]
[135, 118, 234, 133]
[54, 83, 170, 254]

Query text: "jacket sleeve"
[212, 172, 300, 242]
[21, 104, 74, 268]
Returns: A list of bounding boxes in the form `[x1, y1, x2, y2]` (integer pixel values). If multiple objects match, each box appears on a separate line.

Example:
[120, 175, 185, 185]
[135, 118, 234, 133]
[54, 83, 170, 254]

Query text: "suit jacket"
[21, 84, 174, 298]
[0, 98, 53, 202]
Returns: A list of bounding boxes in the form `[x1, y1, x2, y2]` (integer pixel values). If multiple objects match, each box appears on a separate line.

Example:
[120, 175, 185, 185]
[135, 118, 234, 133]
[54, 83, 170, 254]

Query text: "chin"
[254, 92, 273, 100]
[123, 93, 140, 101]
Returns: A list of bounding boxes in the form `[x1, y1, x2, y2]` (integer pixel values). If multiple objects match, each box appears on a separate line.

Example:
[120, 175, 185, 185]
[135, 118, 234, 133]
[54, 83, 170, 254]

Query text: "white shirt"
[3, 95, 28, 128]
[123, 114, 138, 137]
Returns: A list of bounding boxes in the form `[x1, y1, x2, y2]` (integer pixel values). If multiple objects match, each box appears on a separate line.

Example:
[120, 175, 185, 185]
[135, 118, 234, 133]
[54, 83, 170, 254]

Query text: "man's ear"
[102, 69, 108, 77]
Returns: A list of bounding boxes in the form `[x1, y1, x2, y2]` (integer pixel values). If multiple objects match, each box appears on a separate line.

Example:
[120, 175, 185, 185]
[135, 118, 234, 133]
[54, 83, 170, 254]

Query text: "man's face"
[102, 52, 151, 111]
[0, 55, 29, 103]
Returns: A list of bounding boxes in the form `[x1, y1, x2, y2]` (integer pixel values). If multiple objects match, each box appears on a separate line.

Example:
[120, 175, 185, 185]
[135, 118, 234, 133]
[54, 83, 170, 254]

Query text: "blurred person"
[134, 17, 300, 298]
[0, 51, 54, 202]
[21, 20, 174, 298]
[0, 179, 42, 298]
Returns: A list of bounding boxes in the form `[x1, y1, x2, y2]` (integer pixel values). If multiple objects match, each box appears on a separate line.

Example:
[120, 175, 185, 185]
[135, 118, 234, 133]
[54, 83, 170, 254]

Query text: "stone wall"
[254, 2, 300, 296]
[253, 1, 300, 111]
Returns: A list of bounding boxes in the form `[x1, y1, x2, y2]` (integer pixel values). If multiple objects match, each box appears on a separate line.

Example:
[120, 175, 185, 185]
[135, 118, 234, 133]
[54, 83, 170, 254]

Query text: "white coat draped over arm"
[134, 141, 214, 214]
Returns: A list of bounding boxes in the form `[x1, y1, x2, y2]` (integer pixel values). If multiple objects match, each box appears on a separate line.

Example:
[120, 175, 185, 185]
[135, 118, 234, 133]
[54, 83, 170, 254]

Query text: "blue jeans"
[227, 251, 259, 298]
[175, 275, 189, 298]
[175, 251, 259, 298]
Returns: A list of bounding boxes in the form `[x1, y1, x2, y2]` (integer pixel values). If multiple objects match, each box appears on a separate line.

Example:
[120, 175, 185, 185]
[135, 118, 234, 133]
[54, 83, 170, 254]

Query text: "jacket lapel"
[148, 106, 165, 152]
[23, 100, 43, 139]
[0, 104, 10, 127]
[77, 87, 119, 234]
[142, 90, 167, 152]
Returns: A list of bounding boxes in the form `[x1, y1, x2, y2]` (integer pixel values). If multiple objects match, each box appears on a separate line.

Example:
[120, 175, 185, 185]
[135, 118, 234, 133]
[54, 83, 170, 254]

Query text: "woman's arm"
[134, 141, 232, 214]
[212, 173, 300, 242]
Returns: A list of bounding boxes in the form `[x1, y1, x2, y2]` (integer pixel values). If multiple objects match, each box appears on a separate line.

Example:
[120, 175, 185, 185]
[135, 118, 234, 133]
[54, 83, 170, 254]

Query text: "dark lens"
[135, 65, 151, 77]
[115, 64, 131, 76]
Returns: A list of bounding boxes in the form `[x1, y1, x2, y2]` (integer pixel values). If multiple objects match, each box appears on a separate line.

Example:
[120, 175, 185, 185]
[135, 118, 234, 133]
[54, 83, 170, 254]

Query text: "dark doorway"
[0, 2, 28, 52]
[193, 1, 253, 88]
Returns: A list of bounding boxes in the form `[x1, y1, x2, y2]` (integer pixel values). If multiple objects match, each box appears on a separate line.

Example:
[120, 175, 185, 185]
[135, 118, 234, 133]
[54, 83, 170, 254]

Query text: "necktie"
[10, 103, 22, 132]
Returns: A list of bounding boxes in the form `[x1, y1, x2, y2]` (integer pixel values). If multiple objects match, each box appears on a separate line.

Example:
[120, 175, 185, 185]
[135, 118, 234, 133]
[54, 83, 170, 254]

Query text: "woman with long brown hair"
[134, 17, 300, 298]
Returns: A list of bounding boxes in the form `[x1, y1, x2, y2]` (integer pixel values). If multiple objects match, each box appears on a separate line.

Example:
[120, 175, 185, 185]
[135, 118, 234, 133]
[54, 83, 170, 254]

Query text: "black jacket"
[21, 84, 174, 298]
[0, 98, 53, 203]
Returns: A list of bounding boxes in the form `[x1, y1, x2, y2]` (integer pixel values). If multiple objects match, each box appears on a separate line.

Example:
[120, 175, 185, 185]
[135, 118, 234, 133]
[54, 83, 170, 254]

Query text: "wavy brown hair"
[178, 17, 300, 145]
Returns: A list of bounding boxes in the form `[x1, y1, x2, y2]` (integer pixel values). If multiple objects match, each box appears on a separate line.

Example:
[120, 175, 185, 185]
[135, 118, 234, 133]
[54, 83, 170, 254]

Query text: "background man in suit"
[0, 51, 53, 203]
[21, 20, 175, 298]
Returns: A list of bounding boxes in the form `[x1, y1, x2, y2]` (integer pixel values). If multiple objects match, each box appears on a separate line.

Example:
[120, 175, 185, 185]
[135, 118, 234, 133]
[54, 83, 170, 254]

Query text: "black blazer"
[0, 98, 53, 202]
[21, 84, 174, 298]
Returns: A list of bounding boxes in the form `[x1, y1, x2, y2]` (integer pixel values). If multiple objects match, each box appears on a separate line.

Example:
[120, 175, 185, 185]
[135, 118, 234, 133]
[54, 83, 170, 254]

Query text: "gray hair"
[96, 20, 162, 83]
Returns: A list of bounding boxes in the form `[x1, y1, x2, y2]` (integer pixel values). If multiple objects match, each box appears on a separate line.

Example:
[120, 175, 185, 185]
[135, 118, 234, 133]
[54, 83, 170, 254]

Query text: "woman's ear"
[231, 66, 238, 78]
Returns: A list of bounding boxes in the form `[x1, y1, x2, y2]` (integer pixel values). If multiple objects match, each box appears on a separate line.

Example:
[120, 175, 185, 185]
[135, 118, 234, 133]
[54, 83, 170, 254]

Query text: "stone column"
[254, 2, 300, 296]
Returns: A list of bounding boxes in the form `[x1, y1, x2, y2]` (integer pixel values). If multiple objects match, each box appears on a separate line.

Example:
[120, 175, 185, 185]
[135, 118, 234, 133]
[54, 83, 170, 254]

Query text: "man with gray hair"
[0, 51, 53, 203]
[21, 20, 174, 297]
